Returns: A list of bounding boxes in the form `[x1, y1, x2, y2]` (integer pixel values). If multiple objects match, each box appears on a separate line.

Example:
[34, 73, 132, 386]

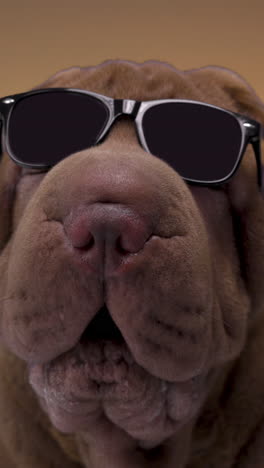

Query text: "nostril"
[116, 235, 131, 255]
[64, 203, 153, 275]
[88, 235, 95, 249]
[76, 233, 95, 251]
[77, 234, 130, 255]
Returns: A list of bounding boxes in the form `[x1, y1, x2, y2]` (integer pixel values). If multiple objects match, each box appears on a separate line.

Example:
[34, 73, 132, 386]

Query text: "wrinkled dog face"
[0, 61, 264, 449]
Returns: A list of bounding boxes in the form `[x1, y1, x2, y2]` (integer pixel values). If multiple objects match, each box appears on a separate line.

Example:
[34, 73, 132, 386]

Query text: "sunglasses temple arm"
[250, 135, 263, 190]
[0, 120, 2, 161]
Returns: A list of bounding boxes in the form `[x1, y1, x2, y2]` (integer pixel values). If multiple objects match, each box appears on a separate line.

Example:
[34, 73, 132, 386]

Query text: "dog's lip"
[42, 305, 135, 392]
[77, 337, 134, 370]
[29, 336, 137, 407]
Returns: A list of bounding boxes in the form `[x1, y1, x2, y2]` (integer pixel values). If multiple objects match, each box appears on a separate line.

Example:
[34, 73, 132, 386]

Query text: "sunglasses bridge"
[113, 99, 141, 120]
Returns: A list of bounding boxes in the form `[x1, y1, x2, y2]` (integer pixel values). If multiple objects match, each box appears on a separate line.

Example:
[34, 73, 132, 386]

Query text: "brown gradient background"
[0, 1, 263, 99]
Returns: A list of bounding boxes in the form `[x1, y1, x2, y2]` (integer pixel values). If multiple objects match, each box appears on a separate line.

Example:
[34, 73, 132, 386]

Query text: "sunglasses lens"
[142, 102, 243, 183]
[7, 91, 109, 166]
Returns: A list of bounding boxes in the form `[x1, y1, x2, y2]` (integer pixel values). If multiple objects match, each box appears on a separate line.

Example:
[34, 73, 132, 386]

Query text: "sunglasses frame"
[0, 87, 262, 189]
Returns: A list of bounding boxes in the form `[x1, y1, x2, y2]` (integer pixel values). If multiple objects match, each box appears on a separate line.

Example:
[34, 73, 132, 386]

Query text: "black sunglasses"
[0, 88, 262, 188]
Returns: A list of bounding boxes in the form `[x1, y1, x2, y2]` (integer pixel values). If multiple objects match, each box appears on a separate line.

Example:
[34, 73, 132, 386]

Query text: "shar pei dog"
[0, 60, 264, 468]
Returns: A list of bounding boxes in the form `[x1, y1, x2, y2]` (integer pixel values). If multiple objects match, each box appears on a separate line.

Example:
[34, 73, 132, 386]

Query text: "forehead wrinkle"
[35, 61, 202, 102]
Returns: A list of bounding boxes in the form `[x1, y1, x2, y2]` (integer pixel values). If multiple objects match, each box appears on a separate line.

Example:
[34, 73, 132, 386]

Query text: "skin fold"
[0, 60, 264, 468]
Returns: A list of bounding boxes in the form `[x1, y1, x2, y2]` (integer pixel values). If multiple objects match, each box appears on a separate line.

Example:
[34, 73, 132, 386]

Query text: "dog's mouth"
[40, 303, 135, 396]
[72, 303, 134, 390]
[80, 303, 125, 344]
[28, 302, 209, 442]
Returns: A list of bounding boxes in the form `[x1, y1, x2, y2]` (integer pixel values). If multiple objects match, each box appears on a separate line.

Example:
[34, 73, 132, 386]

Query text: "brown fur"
[0, 59, 264, 468]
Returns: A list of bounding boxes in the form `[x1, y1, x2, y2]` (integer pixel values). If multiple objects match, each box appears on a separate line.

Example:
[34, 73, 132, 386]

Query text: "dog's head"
[0, 60, 264, 463]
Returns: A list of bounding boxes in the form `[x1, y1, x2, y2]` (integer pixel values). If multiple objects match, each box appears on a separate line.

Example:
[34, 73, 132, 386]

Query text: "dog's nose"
[64, 203, 152, 276]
